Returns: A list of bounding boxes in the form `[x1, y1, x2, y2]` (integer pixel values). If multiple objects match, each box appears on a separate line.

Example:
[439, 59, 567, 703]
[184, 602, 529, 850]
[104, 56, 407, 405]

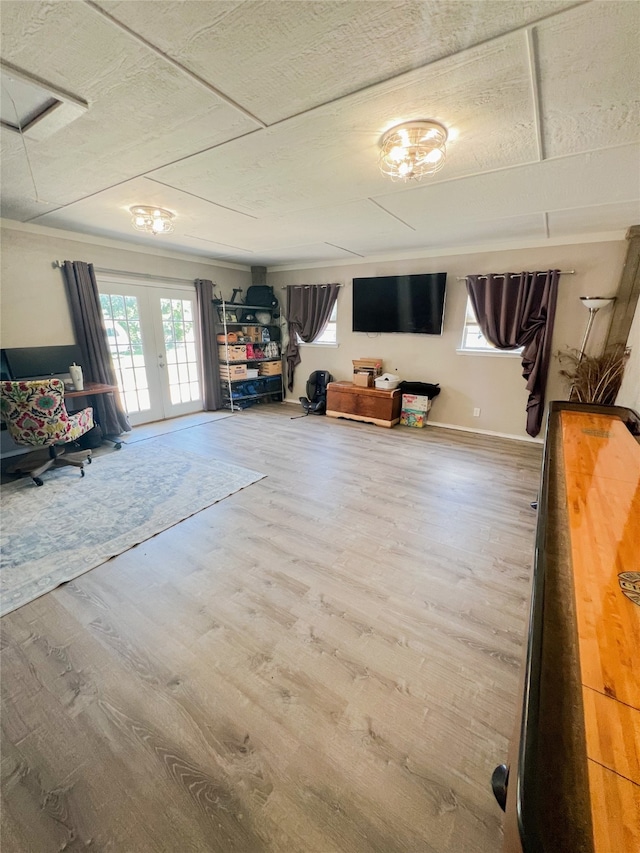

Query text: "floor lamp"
[578, 296, 616, 362]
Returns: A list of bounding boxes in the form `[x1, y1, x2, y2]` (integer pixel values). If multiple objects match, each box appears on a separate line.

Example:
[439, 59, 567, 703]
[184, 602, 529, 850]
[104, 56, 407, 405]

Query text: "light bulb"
[423, 149, 443, 164]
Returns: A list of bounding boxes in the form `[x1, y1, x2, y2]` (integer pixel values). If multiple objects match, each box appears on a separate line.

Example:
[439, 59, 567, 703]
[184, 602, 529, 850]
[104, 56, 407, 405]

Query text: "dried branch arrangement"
[558, 346, 630, 405]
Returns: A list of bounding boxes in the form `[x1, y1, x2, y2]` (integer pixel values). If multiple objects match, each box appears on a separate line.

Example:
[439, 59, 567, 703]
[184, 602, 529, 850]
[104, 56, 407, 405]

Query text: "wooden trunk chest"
[326, 381, 402, 428]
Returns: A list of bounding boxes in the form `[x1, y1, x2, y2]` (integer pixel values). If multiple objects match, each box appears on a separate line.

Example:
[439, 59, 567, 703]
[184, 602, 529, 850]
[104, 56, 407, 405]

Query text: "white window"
[299, 301, 338, 345]
[459, 297, 522, 355]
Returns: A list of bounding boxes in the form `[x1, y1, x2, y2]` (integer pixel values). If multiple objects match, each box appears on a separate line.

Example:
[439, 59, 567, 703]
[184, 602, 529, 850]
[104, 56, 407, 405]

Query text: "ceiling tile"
[535, 2, 640, 157]
[31, 175, 259, 255]
[342, 212, 547, 256]
[96, 0, 575, 124]
[1, 2, 637, 265]
[150, 32, 538, 217]
[548, 201, 640, 236]
[246, 242, 362, 265]
[0, 1, 259, 211]
[374, 145, 640, 227]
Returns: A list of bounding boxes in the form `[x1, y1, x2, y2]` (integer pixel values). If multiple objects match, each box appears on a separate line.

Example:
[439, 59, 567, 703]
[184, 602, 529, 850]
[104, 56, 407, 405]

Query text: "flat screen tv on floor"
[2, 345, 83, 380]
[352, 273, 447, 335]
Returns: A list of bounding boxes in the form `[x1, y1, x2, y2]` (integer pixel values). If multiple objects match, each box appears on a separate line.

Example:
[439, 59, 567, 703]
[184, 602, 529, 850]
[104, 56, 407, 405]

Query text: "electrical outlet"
[473, 407, 481, 417]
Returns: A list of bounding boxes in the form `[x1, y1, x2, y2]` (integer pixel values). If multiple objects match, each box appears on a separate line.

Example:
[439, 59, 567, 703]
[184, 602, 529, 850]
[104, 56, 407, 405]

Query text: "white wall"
[269, 239, 627, 440]
[2, 222, 630, 440]
[0, 220, 251, 348]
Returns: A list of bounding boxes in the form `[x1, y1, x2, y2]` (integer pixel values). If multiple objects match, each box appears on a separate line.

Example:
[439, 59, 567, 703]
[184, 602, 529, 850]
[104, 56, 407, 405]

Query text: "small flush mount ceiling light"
[379, 120, 448, 181]
[129, 206, 175, 235]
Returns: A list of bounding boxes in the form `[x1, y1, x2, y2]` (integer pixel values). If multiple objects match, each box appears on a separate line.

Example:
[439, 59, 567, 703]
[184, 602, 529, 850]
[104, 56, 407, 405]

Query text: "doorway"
[98, 279, 202, 426]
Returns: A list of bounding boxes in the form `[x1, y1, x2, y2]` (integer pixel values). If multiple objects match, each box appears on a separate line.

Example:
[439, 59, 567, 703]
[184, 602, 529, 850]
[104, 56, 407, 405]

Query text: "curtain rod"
[52, 261, 196, 286]
[280, 283, 343, 289]
[456, 270, 575, 281]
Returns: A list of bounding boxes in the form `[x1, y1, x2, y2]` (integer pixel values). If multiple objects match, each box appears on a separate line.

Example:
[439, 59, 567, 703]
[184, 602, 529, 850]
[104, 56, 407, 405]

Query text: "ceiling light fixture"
[379, 120, 448, 181]
[129, 206, 175, 235]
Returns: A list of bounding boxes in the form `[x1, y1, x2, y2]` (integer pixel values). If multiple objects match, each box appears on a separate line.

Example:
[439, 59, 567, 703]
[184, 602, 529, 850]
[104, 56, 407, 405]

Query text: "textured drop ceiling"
[1, 0, 638, 267]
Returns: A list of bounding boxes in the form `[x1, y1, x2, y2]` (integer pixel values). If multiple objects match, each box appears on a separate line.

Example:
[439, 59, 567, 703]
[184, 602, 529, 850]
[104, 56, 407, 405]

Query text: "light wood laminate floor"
[1, 406, 543, 852]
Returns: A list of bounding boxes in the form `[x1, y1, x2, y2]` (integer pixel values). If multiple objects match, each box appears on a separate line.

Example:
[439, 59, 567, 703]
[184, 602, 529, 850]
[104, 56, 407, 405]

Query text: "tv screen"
[352, 273, 447, 334]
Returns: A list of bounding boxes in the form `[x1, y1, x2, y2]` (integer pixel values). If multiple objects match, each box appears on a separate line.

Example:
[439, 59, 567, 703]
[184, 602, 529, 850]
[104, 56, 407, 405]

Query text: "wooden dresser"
[326, 381, 402, 428]
[498, 402, 640, 853]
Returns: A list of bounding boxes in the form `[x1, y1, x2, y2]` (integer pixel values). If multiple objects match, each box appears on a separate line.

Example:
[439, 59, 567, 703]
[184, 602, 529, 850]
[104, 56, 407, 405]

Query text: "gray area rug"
[0, 443, 265, 617]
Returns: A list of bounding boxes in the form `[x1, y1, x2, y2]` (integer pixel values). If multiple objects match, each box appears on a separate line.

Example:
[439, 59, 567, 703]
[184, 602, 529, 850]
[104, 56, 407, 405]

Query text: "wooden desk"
[64, 381, 118, 400]
[499, 402, 640, 853]
[65, 382, 123, 448]
[326, 381, 402, 428]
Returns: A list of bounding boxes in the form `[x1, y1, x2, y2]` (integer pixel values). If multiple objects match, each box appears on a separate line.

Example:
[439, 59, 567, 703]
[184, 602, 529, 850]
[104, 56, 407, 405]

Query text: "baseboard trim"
[427, 420, 543, 444]
[283, 397, 542, 444]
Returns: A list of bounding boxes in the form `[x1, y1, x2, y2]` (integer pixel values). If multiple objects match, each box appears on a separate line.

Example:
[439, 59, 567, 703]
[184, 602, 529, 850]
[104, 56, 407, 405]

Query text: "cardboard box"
[353, 372, 373, 387]
[400, 409, 426, 428]
[259, 361, 282, 376]
[401, 394, 431, 413]
[218, 344, 247, 362]
[243, 326, 262, 343]
[352, 358, 383, 377]
[220, 364, 247, 380]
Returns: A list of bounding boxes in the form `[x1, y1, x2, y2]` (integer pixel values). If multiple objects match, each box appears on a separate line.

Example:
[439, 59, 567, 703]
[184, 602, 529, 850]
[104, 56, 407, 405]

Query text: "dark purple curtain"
[195, 279, 222, 410]
[62, 261, 131, 436]
[285, 284, 339, 391]
[466, 270, 560, 437]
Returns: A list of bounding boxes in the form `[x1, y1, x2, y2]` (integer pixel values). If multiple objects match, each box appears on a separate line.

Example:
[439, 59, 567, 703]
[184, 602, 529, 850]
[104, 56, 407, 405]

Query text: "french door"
[98, 278, 202, 426]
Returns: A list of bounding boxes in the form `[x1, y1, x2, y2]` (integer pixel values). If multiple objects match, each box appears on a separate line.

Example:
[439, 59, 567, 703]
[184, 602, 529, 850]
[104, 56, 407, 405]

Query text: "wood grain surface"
[1, 406, 543, 852]
[561, 410, 640, 851]
[326, 382, 402, 427]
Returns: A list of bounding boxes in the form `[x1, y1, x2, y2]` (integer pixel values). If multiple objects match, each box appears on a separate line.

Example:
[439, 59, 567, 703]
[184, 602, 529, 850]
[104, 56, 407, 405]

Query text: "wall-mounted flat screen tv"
[352, 273, 447, 334]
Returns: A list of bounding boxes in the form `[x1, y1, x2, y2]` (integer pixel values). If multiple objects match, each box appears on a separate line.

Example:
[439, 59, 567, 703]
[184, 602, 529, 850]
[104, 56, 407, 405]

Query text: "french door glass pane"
[100, 292, 151, 415]
[160, 297, 201, 405]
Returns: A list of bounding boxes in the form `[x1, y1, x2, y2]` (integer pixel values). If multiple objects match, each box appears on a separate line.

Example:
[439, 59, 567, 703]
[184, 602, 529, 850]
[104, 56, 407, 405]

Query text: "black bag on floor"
[76, 424, 104, 449]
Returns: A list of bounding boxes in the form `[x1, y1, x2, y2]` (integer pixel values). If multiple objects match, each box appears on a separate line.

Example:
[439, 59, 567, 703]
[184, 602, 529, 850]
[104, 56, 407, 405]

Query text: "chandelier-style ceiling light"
[129, 206, 175, 235]
[379, 120, 448, 181]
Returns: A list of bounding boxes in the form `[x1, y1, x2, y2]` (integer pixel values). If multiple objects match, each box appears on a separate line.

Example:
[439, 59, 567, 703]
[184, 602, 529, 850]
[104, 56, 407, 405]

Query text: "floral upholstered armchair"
[0, 379, 94, 485]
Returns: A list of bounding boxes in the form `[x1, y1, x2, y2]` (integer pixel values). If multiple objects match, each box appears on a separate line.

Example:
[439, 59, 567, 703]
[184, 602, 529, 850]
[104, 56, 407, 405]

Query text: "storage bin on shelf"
[218, 344, 247, 362]
[220, 363, 248, 380]
[259, 361, 282, 376]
